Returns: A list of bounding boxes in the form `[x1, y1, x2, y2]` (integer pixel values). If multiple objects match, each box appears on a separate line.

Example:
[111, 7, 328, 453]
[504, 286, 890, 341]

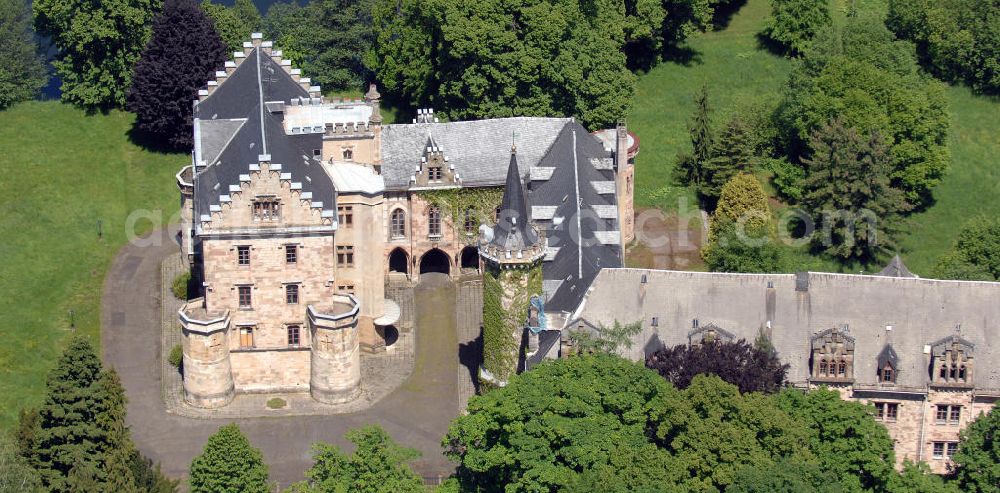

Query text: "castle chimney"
[365, 83, 382, 124]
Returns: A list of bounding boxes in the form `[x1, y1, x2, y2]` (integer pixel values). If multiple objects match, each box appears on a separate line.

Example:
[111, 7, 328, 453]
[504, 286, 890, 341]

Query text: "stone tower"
[479, 147, 546, 387]
[615, 120, 636, 244]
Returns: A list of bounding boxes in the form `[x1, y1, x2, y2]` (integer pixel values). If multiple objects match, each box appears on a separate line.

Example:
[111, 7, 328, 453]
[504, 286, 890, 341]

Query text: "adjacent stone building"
[561, 264, 1000, 473]
[175, 34, 633, 407]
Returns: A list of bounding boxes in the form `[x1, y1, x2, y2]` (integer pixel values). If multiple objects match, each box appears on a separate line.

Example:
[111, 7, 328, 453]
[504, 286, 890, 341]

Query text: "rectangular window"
[285, 244, 297, 264]
[239, 327, 254, 348]
[286, 284, 299, 304]
[428, 165, 443, 181]
[287, 325, 301, 347]
[252, 198, 280, 221]
[937, 405, 961, 425]
[237, 245, 250, 266]
[238, 285, 252, 309]
[947, 442, 958, 457]
[338, 205, 353, 227]
[875, 402, 899, 422]
[337, 245, 354, 267]
[337, 284, 355, 295]
[932, 442, 945, 460]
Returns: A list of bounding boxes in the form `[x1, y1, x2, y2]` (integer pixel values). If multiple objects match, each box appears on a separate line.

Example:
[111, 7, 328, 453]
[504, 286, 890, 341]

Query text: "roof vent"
[640, 274, 647, 284]
[795, 272, 809, 292]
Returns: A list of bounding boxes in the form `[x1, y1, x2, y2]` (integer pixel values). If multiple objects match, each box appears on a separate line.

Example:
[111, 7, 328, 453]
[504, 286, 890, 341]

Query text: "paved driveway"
[101, 228, 459, 486]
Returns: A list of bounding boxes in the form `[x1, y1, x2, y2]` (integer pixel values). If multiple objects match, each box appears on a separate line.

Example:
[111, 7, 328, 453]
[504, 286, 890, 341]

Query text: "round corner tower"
[308, 296, 362, 404]
[179, 301, 235, 408]
[479, 147, 546, 388]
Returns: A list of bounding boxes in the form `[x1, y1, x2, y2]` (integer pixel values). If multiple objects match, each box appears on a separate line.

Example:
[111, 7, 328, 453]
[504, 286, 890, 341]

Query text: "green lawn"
[629, 0, 1000, 276]
[0, 101, 183, 428]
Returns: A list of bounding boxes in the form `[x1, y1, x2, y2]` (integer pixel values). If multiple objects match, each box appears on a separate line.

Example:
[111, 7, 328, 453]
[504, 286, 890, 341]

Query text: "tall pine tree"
[676, 85, 714, 189]
[30, 336, 107, 491]
[127, 0, 227, 149]
[701, 115, 755, 202]
[801, 118, 910, 261]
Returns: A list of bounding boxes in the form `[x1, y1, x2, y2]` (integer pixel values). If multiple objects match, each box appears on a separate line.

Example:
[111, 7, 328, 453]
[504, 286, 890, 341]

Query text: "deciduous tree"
[759, 0, 831, 56]
[951, 404, 1000, 493]
[646, 338, 788, 393]
[189, 423, 270, 493]
[0, 0, 47, 110]
[127, 0, 227, 149]
[33, 0, 159, 108]
[202, 0, 260, 54]
[287, 425, 423, 493]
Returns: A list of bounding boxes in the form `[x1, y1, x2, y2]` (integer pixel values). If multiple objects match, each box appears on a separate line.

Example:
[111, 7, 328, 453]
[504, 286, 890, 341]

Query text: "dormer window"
[810, 326, 855, 382]
[931, 337, 974, 387]
[252, 197, 280, 221]
[688, 323, 734, 347]
[877, 344, 899, 384]
[343, 148, 354, 161]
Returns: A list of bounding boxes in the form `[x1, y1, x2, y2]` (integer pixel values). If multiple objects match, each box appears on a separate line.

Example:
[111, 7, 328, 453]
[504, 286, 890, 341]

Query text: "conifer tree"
[676, 85, 714, 189]
[96, 370, 139, 493]
[801, 118, 909, 261]
[30, 336, 106, 491]
[701, 115, 755, 201]
[0, 0, 48, 109]
[190, 424, 270, 493]
[128, 0, 227, 149]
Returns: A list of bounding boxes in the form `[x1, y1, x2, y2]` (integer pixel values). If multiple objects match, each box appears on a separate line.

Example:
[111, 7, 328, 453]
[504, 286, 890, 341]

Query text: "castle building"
[564, 261, 1000, 473]
[175, 34, 632, 407]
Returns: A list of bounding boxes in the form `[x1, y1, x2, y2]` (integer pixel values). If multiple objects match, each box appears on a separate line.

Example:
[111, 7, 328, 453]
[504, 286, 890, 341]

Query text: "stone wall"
[231, 348, 311, 392]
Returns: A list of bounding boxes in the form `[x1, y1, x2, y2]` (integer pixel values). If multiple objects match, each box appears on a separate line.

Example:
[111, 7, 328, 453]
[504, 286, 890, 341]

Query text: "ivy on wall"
[419, 187, 503, 231]
[481, 263, 543, 388]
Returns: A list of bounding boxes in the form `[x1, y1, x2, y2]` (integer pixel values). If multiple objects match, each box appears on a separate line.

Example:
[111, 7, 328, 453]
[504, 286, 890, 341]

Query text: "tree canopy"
[932, 216, 1000, 281]
[0, 0, 47, 110]
[646, 337, 788, 393]
[33, 0, 159, 109]
[951, 404, 1000, 493]
[287, 425, 424, 493]
[202, 0, 261, 54]
[189, 423, 270, 493]
[759, 0, 831, 56]
[128, 0, 227, 149]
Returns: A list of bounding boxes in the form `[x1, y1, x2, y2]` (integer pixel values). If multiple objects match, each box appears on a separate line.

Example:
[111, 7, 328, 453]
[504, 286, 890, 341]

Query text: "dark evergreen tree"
[30, 336, 106, 491]
[96, 370, 140, 493]
[0, 0, 48, 109]
[128, 0, 226, 150]
[646, 338, 788, 393]
[800, 118, 910, 262]
[676, 85, 714, 189]
[700, 115, 755, 201]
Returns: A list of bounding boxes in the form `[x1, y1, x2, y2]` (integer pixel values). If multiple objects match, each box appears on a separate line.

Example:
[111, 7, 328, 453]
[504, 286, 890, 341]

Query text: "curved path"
[101, 228, 459, 486]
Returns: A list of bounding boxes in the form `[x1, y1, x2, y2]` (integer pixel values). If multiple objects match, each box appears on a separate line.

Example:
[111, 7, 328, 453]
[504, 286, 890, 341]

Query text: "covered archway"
[460, 246, 480, 271]
[419, 248, 451, 274]
[388, 248, 409, 274]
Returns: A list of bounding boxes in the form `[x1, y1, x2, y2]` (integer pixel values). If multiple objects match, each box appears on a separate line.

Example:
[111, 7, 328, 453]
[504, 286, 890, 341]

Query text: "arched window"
[390, 209, 406, 239]
[343, 148, 354, 161]
[428, 206, 441, 237]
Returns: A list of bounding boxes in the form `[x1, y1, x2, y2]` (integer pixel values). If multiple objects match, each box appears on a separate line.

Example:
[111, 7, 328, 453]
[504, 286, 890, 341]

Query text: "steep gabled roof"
[878, 255, 917, 278]
[491, 149, 538, 251]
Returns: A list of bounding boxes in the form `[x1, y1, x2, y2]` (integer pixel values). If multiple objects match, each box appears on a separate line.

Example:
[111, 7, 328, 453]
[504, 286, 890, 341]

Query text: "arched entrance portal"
[460, 246, 479, 271]
[388, 248, 409, 274]
[419, 248, 451, 275]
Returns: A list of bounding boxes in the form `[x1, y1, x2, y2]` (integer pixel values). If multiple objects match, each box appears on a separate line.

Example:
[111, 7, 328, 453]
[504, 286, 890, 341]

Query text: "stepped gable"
[491, 149, 538, 251]
[190, 36, 333, 224]
[529, 121, 623, 312]
[380, 117, 570, 190]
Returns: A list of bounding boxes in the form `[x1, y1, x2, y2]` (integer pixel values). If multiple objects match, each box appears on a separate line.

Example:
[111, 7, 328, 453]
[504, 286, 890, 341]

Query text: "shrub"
[171, 272, 191, 300]
[168, 344, 183, 369]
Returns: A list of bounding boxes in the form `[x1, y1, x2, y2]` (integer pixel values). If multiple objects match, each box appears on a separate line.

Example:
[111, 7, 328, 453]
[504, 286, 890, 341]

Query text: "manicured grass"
[0, 101, 183, 428]
[629, 0, 793, 213]
[629, 0, 1000, 276]
[898, 87, 1000, 275]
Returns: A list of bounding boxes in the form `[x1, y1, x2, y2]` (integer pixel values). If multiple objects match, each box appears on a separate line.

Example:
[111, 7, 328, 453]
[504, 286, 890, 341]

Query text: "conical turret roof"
[491, 148, 538, 251]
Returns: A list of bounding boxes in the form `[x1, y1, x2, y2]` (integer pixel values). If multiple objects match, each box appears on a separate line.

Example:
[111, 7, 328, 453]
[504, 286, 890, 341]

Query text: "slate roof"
[878, 255, 918, 278]
[191, 48, 334, 224]
[574, 269, 1000, 392]
[380, 118, 570, 189]
[491, 151, 538, 251]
